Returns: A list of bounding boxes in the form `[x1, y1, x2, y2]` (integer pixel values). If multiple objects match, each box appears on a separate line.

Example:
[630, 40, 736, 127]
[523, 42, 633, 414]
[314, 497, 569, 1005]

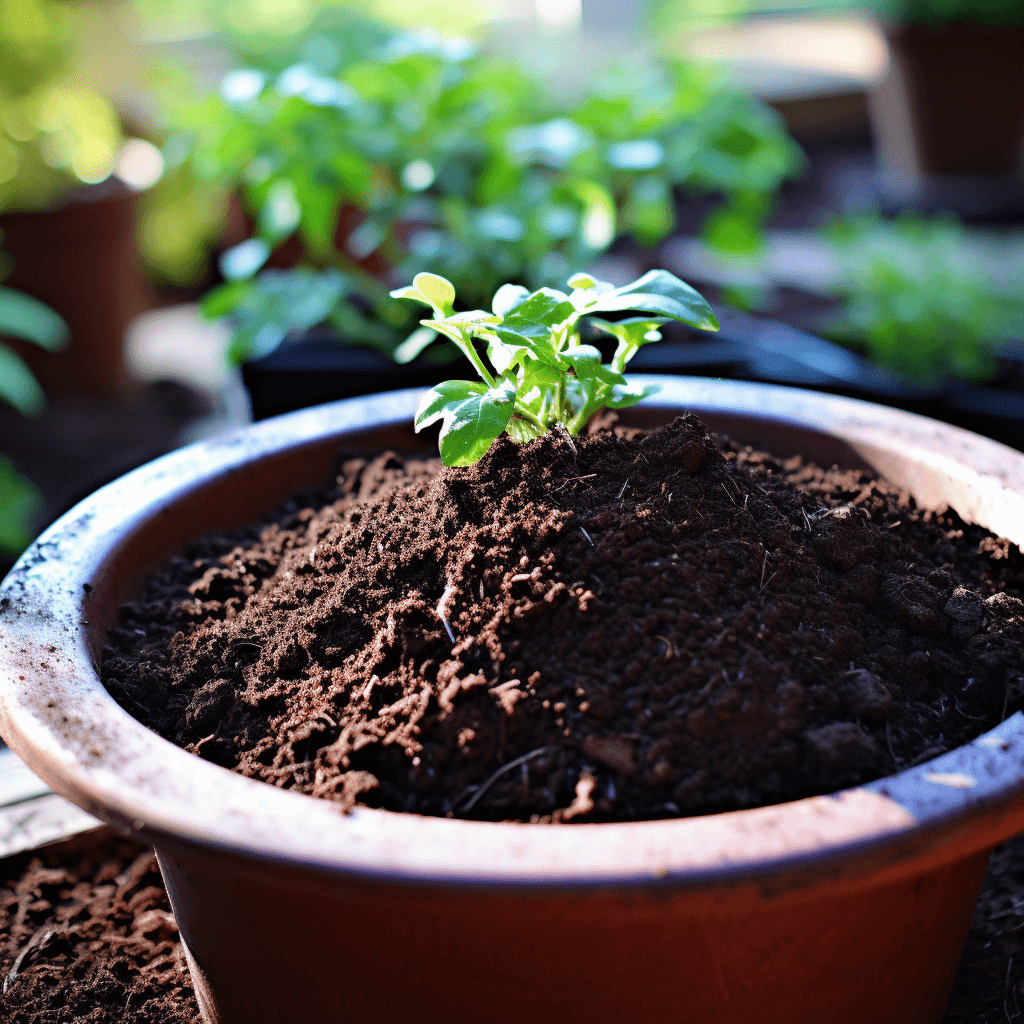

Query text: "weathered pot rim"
[2, 377, 1024, 894]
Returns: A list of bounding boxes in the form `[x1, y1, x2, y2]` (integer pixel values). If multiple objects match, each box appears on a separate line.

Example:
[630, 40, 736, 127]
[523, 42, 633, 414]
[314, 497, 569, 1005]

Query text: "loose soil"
[0, 836, 198, 1023]
[101, 415, 1024, 821]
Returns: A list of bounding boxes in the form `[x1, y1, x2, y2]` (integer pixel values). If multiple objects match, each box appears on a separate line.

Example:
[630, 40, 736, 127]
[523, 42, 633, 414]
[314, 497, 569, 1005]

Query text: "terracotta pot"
[0, 185, 149, 396]
[870, 22, 1024, 213]
[2, 378, 1024, 1024]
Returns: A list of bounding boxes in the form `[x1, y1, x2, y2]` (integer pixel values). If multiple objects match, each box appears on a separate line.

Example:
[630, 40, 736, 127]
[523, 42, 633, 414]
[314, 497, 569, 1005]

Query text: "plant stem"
[456, 330, 497, 387]
[513, 405, 547, 432]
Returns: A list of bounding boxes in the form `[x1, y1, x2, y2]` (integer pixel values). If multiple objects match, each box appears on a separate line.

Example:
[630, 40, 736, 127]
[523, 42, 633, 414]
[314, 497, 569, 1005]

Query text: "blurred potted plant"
[869, 0, 1024, 214]
[154, 14, 801, 417]
[0, 0, 149, 396]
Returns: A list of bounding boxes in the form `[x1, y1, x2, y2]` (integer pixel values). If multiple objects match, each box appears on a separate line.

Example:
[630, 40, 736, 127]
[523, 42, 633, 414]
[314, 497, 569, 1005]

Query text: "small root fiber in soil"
[0, 835, 199, 1023]
[101, 415, 1024, 822]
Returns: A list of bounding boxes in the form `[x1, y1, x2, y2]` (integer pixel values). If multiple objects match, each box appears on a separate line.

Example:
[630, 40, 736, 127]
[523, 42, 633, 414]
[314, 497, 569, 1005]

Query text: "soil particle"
[0, 837, 199, 1023]
[101, 415, 1024, 821]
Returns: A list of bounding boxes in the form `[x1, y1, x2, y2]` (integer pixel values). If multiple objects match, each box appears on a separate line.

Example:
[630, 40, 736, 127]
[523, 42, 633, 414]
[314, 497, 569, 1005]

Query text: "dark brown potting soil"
[0, 836, 199, 1023]
[100, 416, 1024, 821]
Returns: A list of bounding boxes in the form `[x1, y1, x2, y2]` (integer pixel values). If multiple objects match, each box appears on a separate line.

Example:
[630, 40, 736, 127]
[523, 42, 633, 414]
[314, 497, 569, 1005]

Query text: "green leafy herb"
[395, 268, 718, 466]
[824, 215, 1024, 382]
[166, 15, 799, 355]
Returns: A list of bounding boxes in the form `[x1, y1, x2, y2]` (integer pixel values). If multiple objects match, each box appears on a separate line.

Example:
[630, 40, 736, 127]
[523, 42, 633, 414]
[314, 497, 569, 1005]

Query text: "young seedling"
[391, 269, 719, 466]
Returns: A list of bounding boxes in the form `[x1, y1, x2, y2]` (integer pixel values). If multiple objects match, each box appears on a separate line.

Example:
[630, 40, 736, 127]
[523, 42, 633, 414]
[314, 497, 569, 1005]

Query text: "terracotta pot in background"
[870, 22, 1024, 214]
[0, 184, 150, 396]
[2, 379, 1024, 1024]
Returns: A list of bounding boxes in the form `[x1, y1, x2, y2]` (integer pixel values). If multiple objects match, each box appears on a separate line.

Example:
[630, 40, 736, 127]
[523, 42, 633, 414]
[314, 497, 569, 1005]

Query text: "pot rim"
[2, 376, 1024, 894]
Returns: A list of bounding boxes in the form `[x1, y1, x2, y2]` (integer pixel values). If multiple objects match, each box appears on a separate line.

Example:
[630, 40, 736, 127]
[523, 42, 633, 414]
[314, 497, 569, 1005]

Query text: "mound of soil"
[0, 836, 199, 1023]
[101, 415, 1024, 821]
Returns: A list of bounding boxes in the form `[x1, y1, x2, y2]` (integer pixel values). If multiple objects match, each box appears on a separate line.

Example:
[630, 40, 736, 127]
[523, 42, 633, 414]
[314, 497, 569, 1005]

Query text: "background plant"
[0, 241, 68, 556]
[396, 268, 718, 465]
[151, 11, 800, 361]
[869, 0, 1023, 25]
[0, 0, 124, 213]
[823, 215, 1024, 382]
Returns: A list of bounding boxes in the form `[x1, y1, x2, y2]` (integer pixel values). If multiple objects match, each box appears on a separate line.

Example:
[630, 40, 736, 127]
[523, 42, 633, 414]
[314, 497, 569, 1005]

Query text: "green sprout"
[392, 269, 719, 466]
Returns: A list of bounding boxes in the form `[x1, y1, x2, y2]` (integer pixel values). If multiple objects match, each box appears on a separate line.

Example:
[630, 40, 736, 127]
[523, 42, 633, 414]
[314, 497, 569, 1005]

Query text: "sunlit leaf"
[0, 288, 68, 351]
[415, 378, 517, 466]
[586, 269, 719, 331]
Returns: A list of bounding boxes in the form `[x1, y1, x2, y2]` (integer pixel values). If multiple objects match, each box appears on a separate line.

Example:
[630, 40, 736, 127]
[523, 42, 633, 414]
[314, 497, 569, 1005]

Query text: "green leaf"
[415, 378, 517, 467]
[219, 239, 270, 281]
[492, 283, 530, 317]
[0, 288, 68, 351]
[393, 325, 438, 364]
[512, 288, 575, 327]
[200, 280, 250, 320]
[589, 316, 668, 370]
[0, 346, 44, 416]
[0, 456, 42, 557]
[605, 381, 660, 409]
[562, 344, 602, 377]
[563, 344, 626, 385]
[567, 272, 597, 290]
[519, 357, 563, 396]
[585, 270, 719, 331]
[412, 272, 456, 313]
[390, 285, 431, 306]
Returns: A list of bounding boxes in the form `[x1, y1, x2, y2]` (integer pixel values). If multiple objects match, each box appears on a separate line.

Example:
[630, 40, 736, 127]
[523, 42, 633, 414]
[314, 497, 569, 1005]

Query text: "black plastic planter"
[239, 312, 1024, 453]
[240, 322, 749, 422]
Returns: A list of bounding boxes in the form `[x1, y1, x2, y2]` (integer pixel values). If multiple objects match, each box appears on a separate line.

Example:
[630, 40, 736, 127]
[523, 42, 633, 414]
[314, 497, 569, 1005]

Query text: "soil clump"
[101, 415, 1024, 821]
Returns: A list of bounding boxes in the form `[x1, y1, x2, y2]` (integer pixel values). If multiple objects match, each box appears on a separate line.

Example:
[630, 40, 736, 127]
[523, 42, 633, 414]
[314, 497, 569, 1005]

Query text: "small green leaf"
[562, 344, 602, 377]
[513, 288, 575, 327]
[567, 272, 597, 290]
[605, 381, 660, 409]
[393, 325, 438, 364]
[200, 280, 250, 320]
[519, 357, 562, 395]
[492, 283, 530, 317]
[390, 285, 430, 306]
[589, 316, 668, 370]
[586, 270, 719, 331]
[0, 455, 42, 556]
[0, 347, 44, 416]
[219, 239, 270, 282]
[412, 272, 456, 313]
[494, 316, 560, 361]
[415, 378, 517, 467]
[0, 288, 68, 351]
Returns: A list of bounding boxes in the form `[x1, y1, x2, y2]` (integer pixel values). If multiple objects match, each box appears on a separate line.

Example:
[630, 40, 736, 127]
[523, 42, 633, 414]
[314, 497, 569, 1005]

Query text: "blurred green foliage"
[825, 216, 1024, 382]
[650, 0, 1023, 28]
[147, 10, 801, 359]
[0, 0, 124, 212]
[871, 0, 1024, 24]
[0, 234, 68, 557]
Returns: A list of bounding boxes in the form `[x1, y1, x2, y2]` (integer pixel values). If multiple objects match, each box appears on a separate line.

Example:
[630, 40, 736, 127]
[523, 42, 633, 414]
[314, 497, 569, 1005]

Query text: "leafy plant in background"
[0, 244, 68, 556]
[869, 0, 1023, 25]
[395, 268, 718, 466]
[824, 215, 1024, 382]
[152, 11, 800, 362]
[0, 0, 124, 213]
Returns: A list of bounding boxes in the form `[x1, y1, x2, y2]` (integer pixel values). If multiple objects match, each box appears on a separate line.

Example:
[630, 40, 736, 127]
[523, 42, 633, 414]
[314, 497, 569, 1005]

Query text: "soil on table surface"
[0, 835, 199, 1023]
[101, 415, 1024, 822]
